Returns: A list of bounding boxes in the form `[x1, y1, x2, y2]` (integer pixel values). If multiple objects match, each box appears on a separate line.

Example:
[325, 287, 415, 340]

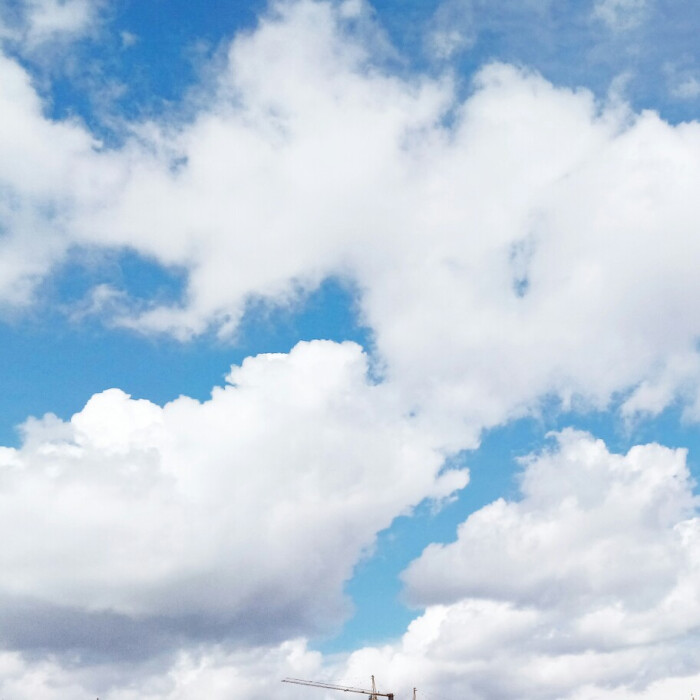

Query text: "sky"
[0, 0, 699, 698]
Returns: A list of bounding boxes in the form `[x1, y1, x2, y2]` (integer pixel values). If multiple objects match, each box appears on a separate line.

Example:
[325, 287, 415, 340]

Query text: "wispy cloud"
[0, 0, 103, 49]
[592, 0, 649, 31]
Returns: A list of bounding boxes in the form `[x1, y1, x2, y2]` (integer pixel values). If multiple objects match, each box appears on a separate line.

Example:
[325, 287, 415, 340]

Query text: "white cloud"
[671, 76, 700, 100]
[380, 431, 700, 699]
[0, 2, 699, 698]
[425, 0, 475, 61]
[23, 0, 98, 43]
[663, 63, 700, 102]
[0, 1, 698, 442]
[120, 29, 137, 48]
[341, 599, 700, 700]
[592, 0, 648, 31]
[0, 49, 123, 308]
[1, 427, 699, 700]
[0, 0, 102, 49]
[0, 638, 324, 700]
[0, 340, 466, 648]
[82, 1, 700, 444]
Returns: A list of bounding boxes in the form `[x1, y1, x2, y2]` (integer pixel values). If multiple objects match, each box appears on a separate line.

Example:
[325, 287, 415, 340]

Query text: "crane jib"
[282, 677, 396, 700]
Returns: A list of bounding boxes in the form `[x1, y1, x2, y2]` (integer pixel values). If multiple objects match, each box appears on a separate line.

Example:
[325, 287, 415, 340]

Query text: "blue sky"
[23, 0, 700, 127]
[0, 1, 700, 699]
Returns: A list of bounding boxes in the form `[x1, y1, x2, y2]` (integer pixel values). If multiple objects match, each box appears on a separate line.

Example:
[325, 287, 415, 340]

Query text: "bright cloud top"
[0, 1, 699, 448]
[347, 431, 700, 700]
[0, 340, 465, 650]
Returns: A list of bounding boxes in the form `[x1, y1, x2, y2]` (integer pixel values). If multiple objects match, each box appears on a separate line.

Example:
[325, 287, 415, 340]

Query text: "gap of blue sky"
[0, 271, 369, 447]
[322, 401, 700, 653]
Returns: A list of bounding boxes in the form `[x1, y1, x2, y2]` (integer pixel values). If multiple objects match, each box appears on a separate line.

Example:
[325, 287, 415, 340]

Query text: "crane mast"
[282, 676, 394, 700]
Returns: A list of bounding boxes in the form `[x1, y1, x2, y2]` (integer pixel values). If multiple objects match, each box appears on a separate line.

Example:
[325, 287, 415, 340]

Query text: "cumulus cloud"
[341, 599, 700, 700]
[0, 340, 466, 655]
[374, 431, 700, 699]
[0, 1, 698, 441]
[0, 4, 699, 695]
[0, 638, 324, 700]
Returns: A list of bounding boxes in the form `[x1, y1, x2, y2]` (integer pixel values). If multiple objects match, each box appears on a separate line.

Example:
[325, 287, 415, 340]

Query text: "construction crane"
[282, 676, 395, 700]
